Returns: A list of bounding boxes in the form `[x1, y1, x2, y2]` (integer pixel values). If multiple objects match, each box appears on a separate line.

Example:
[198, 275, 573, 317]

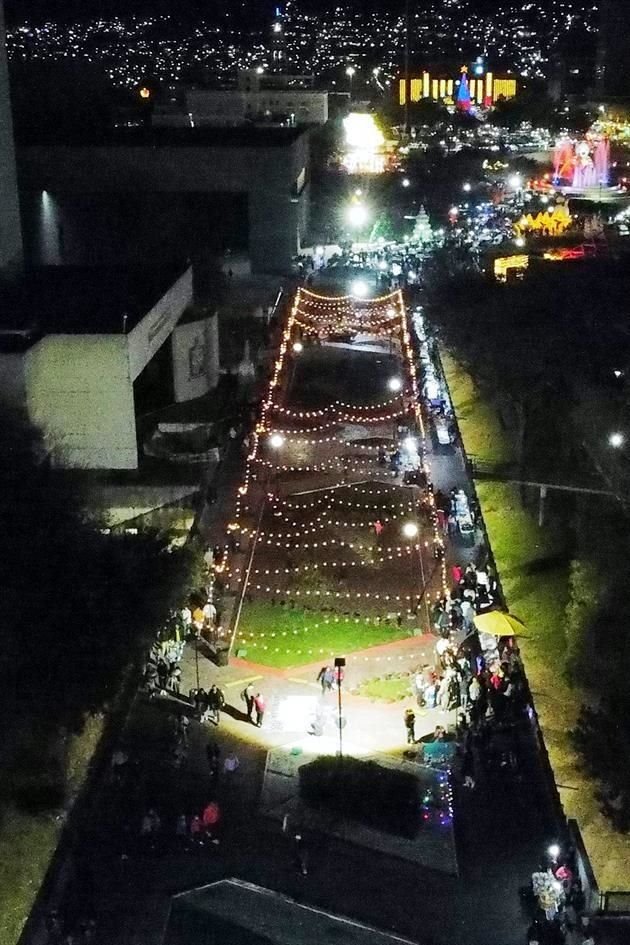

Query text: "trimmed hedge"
[299, 756, 420, 838]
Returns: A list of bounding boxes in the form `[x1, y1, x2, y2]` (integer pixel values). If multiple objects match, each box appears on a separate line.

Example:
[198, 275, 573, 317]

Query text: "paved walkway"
[180, 633, 449, 757]
[36, 284, 564, 945]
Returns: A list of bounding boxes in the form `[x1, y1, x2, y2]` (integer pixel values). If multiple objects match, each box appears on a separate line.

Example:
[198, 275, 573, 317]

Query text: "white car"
[435, 418, 452, 445]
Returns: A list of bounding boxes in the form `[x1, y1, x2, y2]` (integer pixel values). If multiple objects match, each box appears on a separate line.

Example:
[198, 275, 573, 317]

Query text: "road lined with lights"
[218, 283, 450, 659]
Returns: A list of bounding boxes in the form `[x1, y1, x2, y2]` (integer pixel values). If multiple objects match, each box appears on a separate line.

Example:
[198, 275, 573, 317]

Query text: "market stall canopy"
[473, 611, 527, 637]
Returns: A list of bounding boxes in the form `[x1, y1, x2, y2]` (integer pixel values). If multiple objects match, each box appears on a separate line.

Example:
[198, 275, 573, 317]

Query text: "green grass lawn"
[234, 600, 409, 668]
[441, 351, 514, 466]
[476, 481, 569, 664]
[0, 715, 104, 945]
[442, 351, 630, 891]
[353, 674, 413, 702]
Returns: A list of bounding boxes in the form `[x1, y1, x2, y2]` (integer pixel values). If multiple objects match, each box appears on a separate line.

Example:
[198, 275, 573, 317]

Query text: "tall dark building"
[269, 6, 287, 73]
[0, 0, 23, 271]
[596, 0, 629, 98]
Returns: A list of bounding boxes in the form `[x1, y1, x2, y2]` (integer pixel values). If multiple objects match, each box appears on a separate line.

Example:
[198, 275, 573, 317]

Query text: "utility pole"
[404, 0, 410, 140]
[334, 656, 346, 759]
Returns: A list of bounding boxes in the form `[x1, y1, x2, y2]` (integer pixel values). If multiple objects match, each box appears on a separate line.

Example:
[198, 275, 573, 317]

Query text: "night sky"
[4, 0, 509, 26]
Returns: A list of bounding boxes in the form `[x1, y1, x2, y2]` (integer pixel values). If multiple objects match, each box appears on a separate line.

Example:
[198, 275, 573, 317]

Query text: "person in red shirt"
[254, 692, 266, 727]
[202, 801, 221, 830]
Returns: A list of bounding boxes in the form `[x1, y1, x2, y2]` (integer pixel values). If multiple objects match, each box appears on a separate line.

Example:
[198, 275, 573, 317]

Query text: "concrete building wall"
[0, 0, 23, 271]
[25, 335, 137, 469]
[21, 191, 249, 267]
[171, 313, 219, 403]
[184, 89, 328, 125]
[18, 136, 311, 272]
[127, 267, 193, 381]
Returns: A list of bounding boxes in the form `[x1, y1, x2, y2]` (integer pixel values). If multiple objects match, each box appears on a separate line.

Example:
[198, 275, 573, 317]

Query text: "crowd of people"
[402, 553, 528, 775]
[526, 848, 596, 945]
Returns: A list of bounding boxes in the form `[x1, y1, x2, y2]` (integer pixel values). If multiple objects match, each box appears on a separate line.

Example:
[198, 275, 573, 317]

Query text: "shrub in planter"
[299, 756, 420, 839]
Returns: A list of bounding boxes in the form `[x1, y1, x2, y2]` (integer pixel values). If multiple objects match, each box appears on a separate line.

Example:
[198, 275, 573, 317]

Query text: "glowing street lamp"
[388, 377, 403, 393]
[609, 432, 625, 448]
[292, 341, 304, 354]
[346, 65, 356, 96]
[269, 433, 285, 449]
[508, 174, 522, 190]
[402, 177, 411, 188]
[346, 202, 369, 228]
[462, 182, 472, 192]
[350, 279, 369, 298]
[402, 521, 419, 539]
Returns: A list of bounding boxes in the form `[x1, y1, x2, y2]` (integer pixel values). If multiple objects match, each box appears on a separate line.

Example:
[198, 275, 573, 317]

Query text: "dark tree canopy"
[0, 408, 202, 738]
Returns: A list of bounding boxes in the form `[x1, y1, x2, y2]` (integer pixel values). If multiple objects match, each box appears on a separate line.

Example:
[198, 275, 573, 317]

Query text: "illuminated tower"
[0, 0, 23, 272]
[270, 6, 287, 73]
[456, 66, 471, 111]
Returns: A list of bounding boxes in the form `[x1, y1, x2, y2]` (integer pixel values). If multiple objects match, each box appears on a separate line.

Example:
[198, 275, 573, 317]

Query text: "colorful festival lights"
[219, 285, 449, 651]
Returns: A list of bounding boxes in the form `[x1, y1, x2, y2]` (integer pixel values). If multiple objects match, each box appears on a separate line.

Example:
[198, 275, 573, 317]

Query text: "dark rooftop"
[167, 879, 420, 945]
[18, 124, 308, 149]
[0, 264, 189, 350]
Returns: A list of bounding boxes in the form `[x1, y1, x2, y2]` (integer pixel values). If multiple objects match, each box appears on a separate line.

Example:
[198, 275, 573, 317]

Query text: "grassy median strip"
[442, 351, 630, 891]
[235, 600, 410, 669]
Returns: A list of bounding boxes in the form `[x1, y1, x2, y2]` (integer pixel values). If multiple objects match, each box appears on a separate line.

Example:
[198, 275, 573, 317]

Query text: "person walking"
[293, 833, 308, 876]
[207, 684, 225, 726]
[176, 714, 190, 746]
[404, 707, 416, 744]
[223, 751, 240, 775]
[241, 683, 255, 723]
[156, 657, 169, 691]
[201, 800, 221, 844]
[253, 692, 266, 727]
[206, 740, 220, 771]
[316, 665, 335, 694]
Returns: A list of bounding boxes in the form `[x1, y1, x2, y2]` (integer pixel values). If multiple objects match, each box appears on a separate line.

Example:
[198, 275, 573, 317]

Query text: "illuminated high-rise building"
[0, 0, 22, 272]
[398, 62, 517, 110]
[269, 6, 287, 73]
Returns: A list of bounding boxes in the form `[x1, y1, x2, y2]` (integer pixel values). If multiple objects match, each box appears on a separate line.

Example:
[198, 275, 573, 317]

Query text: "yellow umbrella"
[473, 610, 528, 637]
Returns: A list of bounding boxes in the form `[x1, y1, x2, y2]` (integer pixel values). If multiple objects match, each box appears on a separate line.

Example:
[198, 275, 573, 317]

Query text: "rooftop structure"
[0, 264, 222, 469]
[18, 124, 312, 274]
[167, 879, 421, 945]
[0, 264, 188, 345]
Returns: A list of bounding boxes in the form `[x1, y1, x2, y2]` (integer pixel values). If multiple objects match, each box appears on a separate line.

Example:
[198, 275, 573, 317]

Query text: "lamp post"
[194, 626, 201, 691]
[345, 65, 356, 99]
[402, 521, 419, 613]
[334, 656, 346, 759]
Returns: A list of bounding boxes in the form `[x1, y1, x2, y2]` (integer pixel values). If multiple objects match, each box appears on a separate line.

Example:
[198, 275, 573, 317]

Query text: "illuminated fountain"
[553, 135, 620, 200]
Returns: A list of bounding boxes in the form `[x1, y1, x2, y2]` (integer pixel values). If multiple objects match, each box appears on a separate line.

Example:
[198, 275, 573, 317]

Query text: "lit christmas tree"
[413, 205, 432, 243]
[456, 66, 471, 111]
